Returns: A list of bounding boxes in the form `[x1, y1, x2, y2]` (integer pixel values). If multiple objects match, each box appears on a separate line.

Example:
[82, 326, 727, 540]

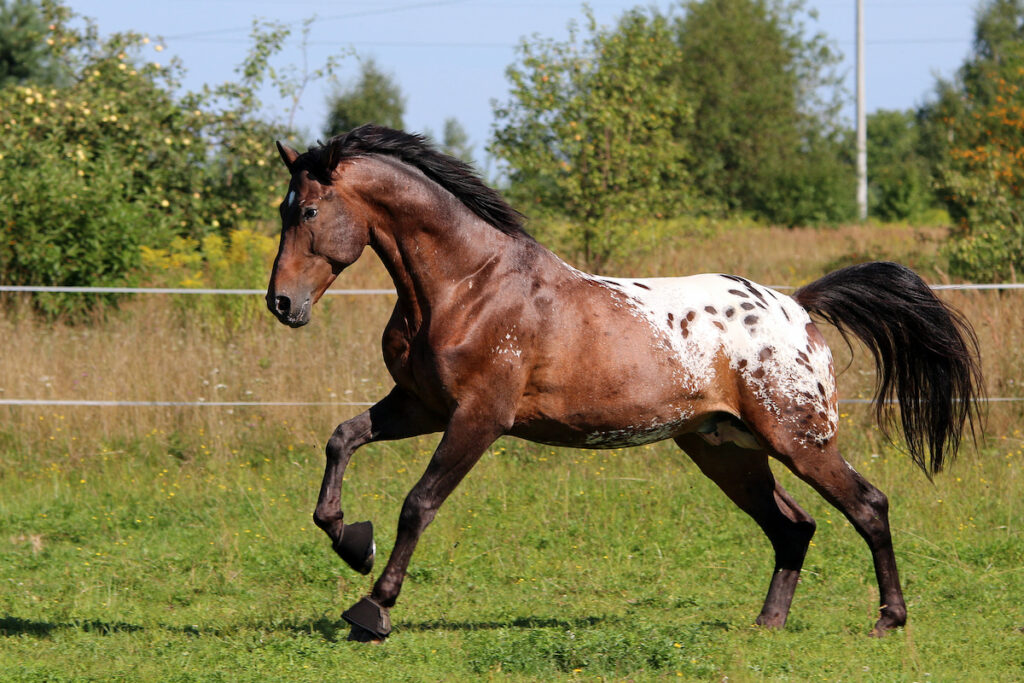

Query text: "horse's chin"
[269, 303, 312, 328]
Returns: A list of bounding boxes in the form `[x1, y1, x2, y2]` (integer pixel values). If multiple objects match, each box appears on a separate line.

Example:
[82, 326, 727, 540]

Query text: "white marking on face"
[285, 190, 297, 209]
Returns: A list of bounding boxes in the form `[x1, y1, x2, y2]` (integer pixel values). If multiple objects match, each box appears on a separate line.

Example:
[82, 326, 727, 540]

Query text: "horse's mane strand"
[311, 124, 530, 239]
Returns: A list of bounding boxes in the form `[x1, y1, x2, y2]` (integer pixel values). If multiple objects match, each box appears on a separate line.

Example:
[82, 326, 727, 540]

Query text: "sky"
[67, 0, 981, 168]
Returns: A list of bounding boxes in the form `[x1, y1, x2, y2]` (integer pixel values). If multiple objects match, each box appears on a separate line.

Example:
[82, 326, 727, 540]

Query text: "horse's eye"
[302, 206, 318, 221]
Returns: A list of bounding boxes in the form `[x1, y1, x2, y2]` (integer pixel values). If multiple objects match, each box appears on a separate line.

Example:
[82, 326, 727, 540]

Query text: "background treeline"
[2, 0, 1024, 316]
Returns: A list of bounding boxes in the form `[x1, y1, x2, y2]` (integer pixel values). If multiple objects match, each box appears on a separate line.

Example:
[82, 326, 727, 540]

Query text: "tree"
[866, 109, 933, 222]
[921, 0, 1024, 280]
[491, 8, 694, 267]
[440, 116, 473, 163]
[0, 0, 61, 86]
[0, 3, 337, 317]
[671, 0, 853, 225]
[324, 57, 404, 136]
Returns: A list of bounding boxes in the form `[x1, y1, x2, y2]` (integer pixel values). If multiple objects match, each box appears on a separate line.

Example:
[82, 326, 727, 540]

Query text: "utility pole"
[856, 0, 867, 221]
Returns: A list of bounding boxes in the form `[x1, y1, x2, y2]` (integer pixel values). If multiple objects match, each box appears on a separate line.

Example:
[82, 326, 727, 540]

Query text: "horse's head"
[266, 141, 370, 327]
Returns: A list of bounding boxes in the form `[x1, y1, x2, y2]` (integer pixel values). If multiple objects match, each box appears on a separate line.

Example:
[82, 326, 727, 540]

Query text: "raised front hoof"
[332, 520, 375, 575]
[342, 596, 391, 642]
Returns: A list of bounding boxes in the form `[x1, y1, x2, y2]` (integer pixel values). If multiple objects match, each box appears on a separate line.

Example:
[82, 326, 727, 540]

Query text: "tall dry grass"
[1, 222, 1020, 461]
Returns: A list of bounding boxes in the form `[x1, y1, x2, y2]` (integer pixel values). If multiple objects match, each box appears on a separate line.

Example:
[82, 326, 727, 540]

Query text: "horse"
[266, 124, 983, 642]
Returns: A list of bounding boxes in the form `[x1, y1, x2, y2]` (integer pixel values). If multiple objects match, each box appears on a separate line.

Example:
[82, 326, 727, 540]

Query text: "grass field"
[1, 222, 1023, 680]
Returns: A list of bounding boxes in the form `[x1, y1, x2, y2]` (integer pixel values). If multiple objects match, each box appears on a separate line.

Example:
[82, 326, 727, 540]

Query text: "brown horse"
[267, 125, 982, 641]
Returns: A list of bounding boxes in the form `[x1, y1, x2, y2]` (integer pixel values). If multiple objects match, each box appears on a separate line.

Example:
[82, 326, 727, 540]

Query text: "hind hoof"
[332, 521, 375, 574]
[342, 595, 391, 641]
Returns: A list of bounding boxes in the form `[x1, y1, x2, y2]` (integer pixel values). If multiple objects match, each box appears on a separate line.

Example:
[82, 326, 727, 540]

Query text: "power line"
[163, 0, 473, 41]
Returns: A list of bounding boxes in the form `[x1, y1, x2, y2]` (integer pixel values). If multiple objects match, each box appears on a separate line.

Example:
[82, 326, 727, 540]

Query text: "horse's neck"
[369, 196, 518, 324]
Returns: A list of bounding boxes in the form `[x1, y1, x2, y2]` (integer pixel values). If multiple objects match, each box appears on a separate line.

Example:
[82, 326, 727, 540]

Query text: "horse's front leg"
[314, 387, 442, 574]
[342, 407, 505, 640]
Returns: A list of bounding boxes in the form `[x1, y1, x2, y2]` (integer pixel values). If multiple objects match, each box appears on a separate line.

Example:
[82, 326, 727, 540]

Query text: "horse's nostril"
[275, 295, 291, 315]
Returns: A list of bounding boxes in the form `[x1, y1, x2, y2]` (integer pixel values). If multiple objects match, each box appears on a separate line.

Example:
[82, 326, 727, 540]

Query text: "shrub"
[0, 2, 332, 317]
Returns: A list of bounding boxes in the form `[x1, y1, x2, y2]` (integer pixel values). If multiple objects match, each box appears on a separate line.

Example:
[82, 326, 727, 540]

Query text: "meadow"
[1, 221, 1022, 681]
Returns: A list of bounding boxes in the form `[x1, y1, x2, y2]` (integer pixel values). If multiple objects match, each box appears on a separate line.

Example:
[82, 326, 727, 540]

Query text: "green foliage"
[440, 116, 474, 163]
[491, 1, 854, 244]
[324, 57, 404, 136]
[867, 109, 935, 222]
[139, 228, 278, 326]
[673, 0, 853, 226]
[491, 8, 694, 267]
[0, 0, 60, 86]
[925, 0, 1024, 281]
[0, 2, 339, 317]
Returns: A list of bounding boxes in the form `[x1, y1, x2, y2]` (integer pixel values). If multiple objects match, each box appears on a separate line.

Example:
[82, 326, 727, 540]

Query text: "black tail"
[793, 262, 983, 475]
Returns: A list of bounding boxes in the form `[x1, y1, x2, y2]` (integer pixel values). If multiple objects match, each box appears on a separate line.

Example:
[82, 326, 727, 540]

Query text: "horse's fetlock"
[313, 508, 342, 533]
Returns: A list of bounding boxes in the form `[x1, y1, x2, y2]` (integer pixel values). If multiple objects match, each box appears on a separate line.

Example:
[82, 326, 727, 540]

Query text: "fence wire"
[2, 283, 1021, 407]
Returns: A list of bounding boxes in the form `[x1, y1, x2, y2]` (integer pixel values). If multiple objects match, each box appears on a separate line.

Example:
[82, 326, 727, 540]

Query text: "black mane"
[307, 124, 530, 239]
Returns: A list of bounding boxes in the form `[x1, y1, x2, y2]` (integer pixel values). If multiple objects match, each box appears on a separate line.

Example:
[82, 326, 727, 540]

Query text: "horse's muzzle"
[267, 292, 311, 328]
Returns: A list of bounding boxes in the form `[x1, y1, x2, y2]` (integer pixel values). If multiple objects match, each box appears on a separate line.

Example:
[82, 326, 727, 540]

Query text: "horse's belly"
[509, 400, 704, 449]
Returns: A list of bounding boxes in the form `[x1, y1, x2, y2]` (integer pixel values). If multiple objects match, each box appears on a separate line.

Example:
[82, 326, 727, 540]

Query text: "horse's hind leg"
[769, 441, 906, 636]
[315, 387, 442, 574]
[674, 435, 816, 628]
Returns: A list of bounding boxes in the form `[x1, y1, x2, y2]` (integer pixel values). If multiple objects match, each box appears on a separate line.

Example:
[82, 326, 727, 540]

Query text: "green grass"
[1, 419, 1022, 681]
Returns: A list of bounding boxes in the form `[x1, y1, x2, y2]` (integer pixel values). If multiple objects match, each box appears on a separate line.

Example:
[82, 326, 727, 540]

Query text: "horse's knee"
[326, 425, 354, 461]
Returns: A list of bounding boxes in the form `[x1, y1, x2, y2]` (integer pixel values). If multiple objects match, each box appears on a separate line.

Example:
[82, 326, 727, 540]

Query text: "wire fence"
[3, 283, 1024, 295]
[2, 283, 1022, 408]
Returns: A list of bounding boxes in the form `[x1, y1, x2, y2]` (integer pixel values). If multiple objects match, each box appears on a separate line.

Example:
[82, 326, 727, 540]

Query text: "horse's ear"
[322, 142, 343, 173]
[276, 141, 300, 171]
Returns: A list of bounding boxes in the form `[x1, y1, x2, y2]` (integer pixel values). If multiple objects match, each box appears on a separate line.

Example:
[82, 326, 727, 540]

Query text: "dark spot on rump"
[602, 279, 622, 288]
[752, 367, 766, 379]
[745, 283, 768, 304]
[818, 411, 828, 420]
[633, 281, 651, 290]
[686, 310, 696, 321]
[720, 274, 747, 284]
[755, 301, 768, 310]
[667, 312, 674, 323]
[781, 307, 791, 321]
[741, 302, 755, 311]
[738, 359, 748, 369]
[759, 347, 773, 361]
[744, 315, 759, 326]
[817, 382, 827, 397]
[805, 322, 826, 350]
[704, 306, 717, 315]
[725, 307, 735, 318]
[728, 289, 749, 298]
[797, 350, 810, 363]
[713, 321, 725, 330]
[681, 326, 689, 339]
